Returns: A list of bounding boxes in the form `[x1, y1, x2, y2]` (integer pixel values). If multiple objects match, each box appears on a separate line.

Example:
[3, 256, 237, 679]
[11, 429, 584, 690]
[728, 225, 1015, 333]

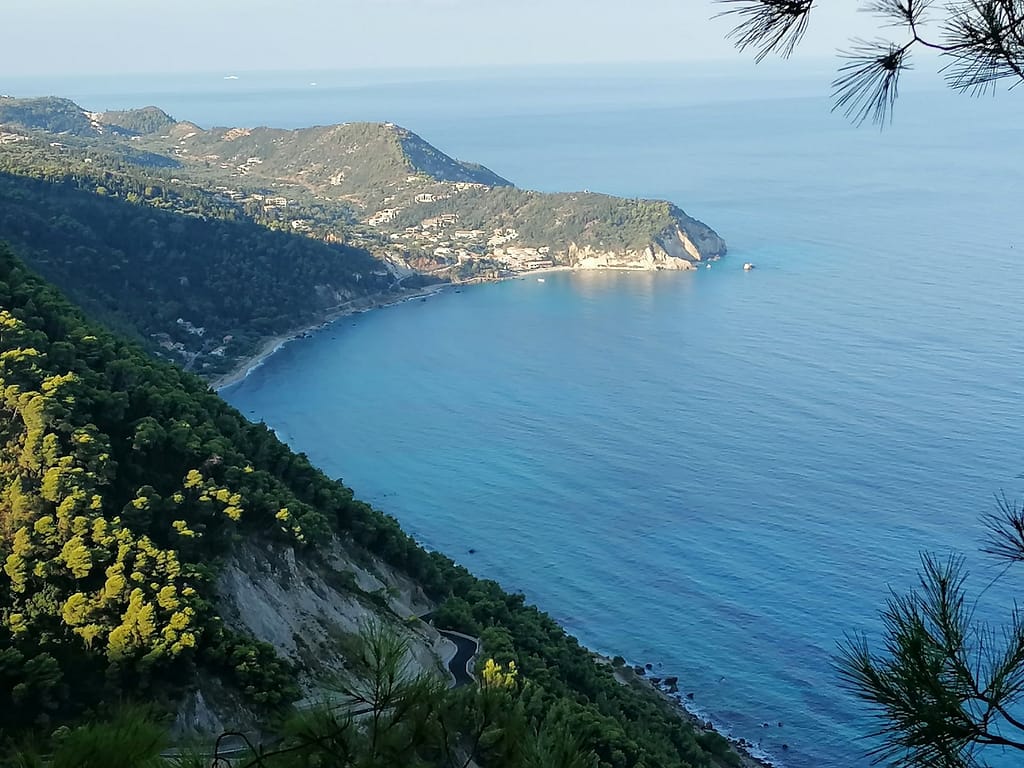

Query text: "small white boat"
[537, 277, 545, 282]
[743, 262, 755, 271]
[705, 264, 712, 269]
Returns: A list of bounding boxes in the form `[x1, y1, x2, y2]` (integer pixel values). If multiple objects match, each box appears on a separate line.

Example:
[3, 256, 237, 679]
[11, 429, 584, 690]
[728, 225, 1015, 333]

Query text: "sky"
[4, 0, 890, 77]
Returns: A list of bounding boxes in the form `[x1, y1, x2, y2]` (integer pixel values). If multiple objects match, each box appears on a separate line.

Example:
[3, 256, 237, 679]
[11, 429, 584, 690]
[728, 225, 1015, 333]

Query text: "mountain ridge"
[0, 95, 726, 377]
[0, 95, 724, 261]
[0, 96, 177, 137]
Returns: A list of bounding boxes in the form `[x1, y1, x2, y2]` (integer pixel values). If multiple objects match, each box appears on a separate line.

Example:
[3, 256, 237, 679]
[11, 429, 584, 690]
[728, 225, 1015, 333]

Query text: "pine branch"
[941, 0, 1024, 92]
[836, 553, 1024, 766]
[982, 494, 1024, 565]
[863, 0, 934, 28]
[832, 39, 911, 124]
[716, 0, 815, 61]
[715, 0, 1024, 123]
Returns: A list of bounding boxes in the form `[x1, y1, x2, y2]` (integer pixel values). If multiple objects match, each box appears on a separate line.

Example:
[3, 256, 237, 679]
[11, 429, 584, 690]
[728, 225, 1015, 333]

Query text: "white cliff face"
[567, 242, 697, 271]
[561, 219, 726, 272]
[659, 225, 706, 262]
[173, 538, 452, 738]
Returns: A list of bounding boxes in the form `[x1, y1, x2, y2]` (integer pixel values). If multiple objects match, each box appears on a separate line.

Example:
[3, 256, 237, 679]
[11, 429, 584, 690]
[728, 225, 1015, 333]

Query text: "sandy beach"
[212, 260, 714, 391]
[210, 266, 595, 391]
[210, 282, 448, 391]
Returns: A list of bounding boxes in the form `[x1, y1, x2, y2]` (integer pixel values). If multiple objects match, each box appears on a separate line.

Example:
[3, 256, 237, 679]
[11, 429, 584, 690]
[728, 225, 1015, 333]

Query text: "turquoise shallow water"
[16, 66, 1024, 767]
[225, 263, 1024, 766]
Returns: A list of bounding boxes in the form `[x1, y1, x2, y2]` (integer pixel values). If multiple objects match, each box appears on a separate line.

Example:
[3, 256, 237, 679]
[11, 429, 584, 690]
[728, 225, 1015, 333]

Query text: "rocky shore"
[599, 654, 785, 768]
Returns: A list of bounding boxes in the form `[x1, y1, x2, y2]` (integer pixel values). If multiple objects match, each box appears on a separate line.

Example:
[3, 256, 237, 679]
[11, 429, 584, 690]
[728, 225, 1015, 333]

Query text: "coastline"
[210, 260, 712, 392]
[210, 262, 781, 768]
[210, 282, 448, 391]
[596, 653, 782, 768]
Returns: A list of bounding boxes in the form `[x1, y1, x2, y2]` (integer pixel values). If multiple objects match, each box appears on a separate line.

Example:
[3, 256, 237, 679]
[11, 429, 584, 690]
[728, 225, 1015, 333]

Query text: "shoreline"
[209, 261, 712, 392]
[210, 282, 448, 391]
[208, 261, 783, 767]
[597, 654, 782, 768]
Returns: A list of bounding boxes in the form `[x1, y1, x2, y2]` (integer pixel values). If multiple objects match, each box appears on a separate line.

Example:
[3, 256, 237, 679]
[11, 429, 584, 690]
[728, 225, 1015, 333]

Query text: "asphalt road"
[438, 629, 478, 687]
[163, 625, 479, 762]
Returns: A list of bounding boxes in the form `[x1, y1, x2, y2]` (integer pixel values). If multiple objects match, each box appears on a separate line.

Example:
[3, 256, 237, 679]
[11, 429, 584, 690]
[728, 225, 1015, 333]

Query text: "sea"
[9, 62, 1024, 768]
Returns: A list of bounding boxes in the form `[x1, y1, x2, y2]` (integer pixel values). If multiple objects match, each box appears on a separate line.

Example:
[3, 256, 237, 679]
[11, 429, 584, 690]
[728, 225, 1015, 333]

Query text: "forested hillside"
[0, 244, 739, 766]
[0, 153, 402, 375]
[0, 97, 171, 138]
[0, 97, 725, 379]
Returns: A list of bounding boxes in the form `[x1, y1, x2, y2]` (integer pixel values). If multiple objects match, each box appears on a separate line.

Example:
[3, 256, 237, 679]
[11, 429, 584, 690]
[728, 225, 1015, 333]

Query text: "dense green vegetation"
[95, 106, 177, 136]
[0, 97, 116, 138]
[0, 243, 738, 766]
[0, 150, 396, 374]
[159, 120, 719, 257]
[0, 96, 724, 383]
[169, 121, 511, 196]
[0, 98, 175, 138]
[0, 241, 347, 729]
[393, 188, 686, 252]
[6, 625, 597, 768]
[429, 582, 740, 767]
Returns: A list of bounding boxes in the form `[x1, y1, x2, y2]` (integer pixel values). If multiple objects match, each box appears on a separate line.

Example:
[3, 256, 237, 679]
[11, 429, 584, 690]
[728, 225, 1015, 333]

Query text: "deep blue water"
[11, 67, 1024, 767]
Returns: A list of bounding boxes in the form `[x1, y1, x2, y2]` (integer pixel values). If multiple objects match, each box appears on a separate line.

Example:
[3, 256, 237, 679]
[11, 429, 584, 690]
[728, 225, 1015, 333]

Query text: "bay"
[24, 66, 1024, 767]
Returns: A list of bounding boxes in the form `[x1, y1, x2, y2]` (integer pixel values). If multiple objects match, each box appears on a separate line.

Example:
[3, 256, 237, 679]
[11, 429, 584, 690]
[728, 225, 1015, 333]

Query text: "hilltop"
[164, 119, 513, 191]
[0, 96, 725, 375]
[0, 96, 176, 137]
[135, 113, 725, 276]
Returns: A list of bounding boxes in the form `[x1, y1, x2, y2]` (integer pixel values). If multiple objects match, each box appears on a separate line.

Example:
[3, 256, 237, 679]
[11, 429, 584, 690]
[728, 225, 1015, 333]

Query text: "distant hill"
[0, 95, 176, 137]
[0, 96, 726, 375]
[98, 105, 177, 135]
[166, 120, 512, 193]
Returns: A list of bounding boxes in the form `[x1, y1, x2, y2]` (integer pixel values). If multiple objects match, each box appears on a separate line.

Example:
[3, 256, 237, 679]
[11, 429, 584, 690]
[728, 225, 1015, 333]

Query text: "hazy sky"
[5, 0, 888, 77]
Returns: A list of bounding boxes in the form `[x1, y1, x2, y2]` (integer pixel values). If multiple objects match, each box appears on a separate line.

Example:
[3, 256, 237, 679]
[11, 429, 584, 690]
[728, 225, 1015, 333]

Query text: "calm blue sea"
[9, 65, 1024, 767]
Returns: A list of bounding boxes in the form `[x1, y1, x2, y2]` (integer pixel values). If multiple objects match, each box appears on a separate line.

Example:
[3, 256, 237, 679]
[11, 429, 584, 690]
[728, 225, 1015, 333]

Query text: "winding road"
[163, 626, 479, 761]
[438, 628, 479, 687]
